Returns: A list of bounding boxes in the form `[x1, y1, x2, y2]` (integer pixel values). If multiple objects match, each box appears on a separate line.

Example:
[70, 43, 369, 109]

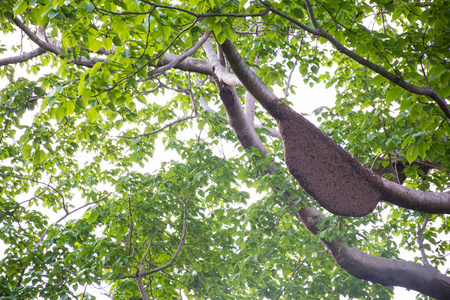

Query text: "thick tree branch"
[244, 61, 259, 126]
[160, 54, 213, 75]
[296, 208, 450, 300]
[204, 39, 281, 137]
[219, 85, 272, 157]
[204, 40, 271, 154]
[9, 17, 107, 67]
[198, 95, 281, 138]
[147, 31, 210, 78]
[244, 90, 256, 126]
[0, 47, 47, 66]
[12, 17, 62, 55]
[219, 39, 284, 119]
[221, 38, 382, 216]
[7, 17, 216, 77]
[382, 179, 450, 214]
[203, 40, 244, 87]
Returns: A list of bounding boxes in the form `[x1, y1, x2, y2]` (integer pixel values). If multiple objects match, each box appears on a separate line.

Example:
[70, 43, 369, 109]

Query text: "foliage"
[0, 0, 449, 299]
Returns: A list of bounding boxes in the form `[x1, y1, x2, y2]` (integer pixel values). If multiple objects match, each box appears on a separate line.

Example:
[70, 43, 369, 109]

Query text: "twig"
[145, 25, 207, 78]
[118, 114, 197, 139]
[140, 83, 162, 95]
[139, 195, 189, 276]
[7, 173, 67, 210]
[37, 193, 112, 243]
[284, 38, 304, 99]
[418, 216, 431, 267]
[275, 258, 305, 300]
[141, 229, 160, 272]
[304, 0, 320, 29]
[128, 195, 134, 256]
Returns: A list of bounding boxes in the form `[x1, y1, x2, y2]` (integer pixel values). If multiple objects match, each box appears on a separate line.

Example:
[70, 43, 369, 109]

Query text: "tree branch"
[12, 17, 62, 55]
[135, 228, 160, 300]
[7, 173, 67, 212]
[0, 47, 47, 66]
[140, 1, 269, 18]
[304, 0, 320, 30]
[261, 2, 450, 119]
[37, 193, 112, 243]
[418, 216, 431, 267]
[382, 178, 450, 214]
[202, 39, 243, 87]
[8, 16, 215, 77]
[119, 115, 196, 139]
[160, 53, 213, 75]
[139, 194, 190, 276]
[244, 60, 259, 126]
[296, 208, 450, 300]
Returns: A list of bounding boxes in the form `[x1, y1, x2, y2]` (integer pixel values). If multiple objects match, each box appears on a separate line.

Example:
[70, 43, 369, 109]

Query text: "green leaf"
[76, 99, 87, 109]
[81, 88, 92, 101]
[87, 210, 99, 224]
[36, 149, 47, 163]
[13, 1, 29, 15]
[112, 36, 122, 46]
[102, 37, 113, 51]
[137, 94, 147, 105]
[401, 135, 412, 148]
[23, 144, 32, 159]
[217, 31, 226, 45]
[385, 86, 403, 103]
[65, 101, 75, 116]
[55, 107, 66, 122]
[90, 62, 103, 77]
[406, 145, 419, 164]
[432, 144, 445, 156]
[291, 8, 304, 19]
[91, 39, 103, 53]
[83, 3, 95, 12]
[87, 107, 99, 121]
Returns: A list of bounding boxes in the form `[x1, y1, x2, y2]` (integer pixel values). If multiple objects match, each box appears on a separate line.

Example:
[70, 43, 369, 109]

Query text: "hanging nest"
[276, 104, 385, 217]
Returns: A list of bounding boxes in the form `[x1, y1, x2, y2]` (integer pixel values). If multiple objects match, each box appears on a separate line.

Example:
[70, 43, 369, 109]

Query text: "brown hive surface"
[277, 104, 384, 217]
